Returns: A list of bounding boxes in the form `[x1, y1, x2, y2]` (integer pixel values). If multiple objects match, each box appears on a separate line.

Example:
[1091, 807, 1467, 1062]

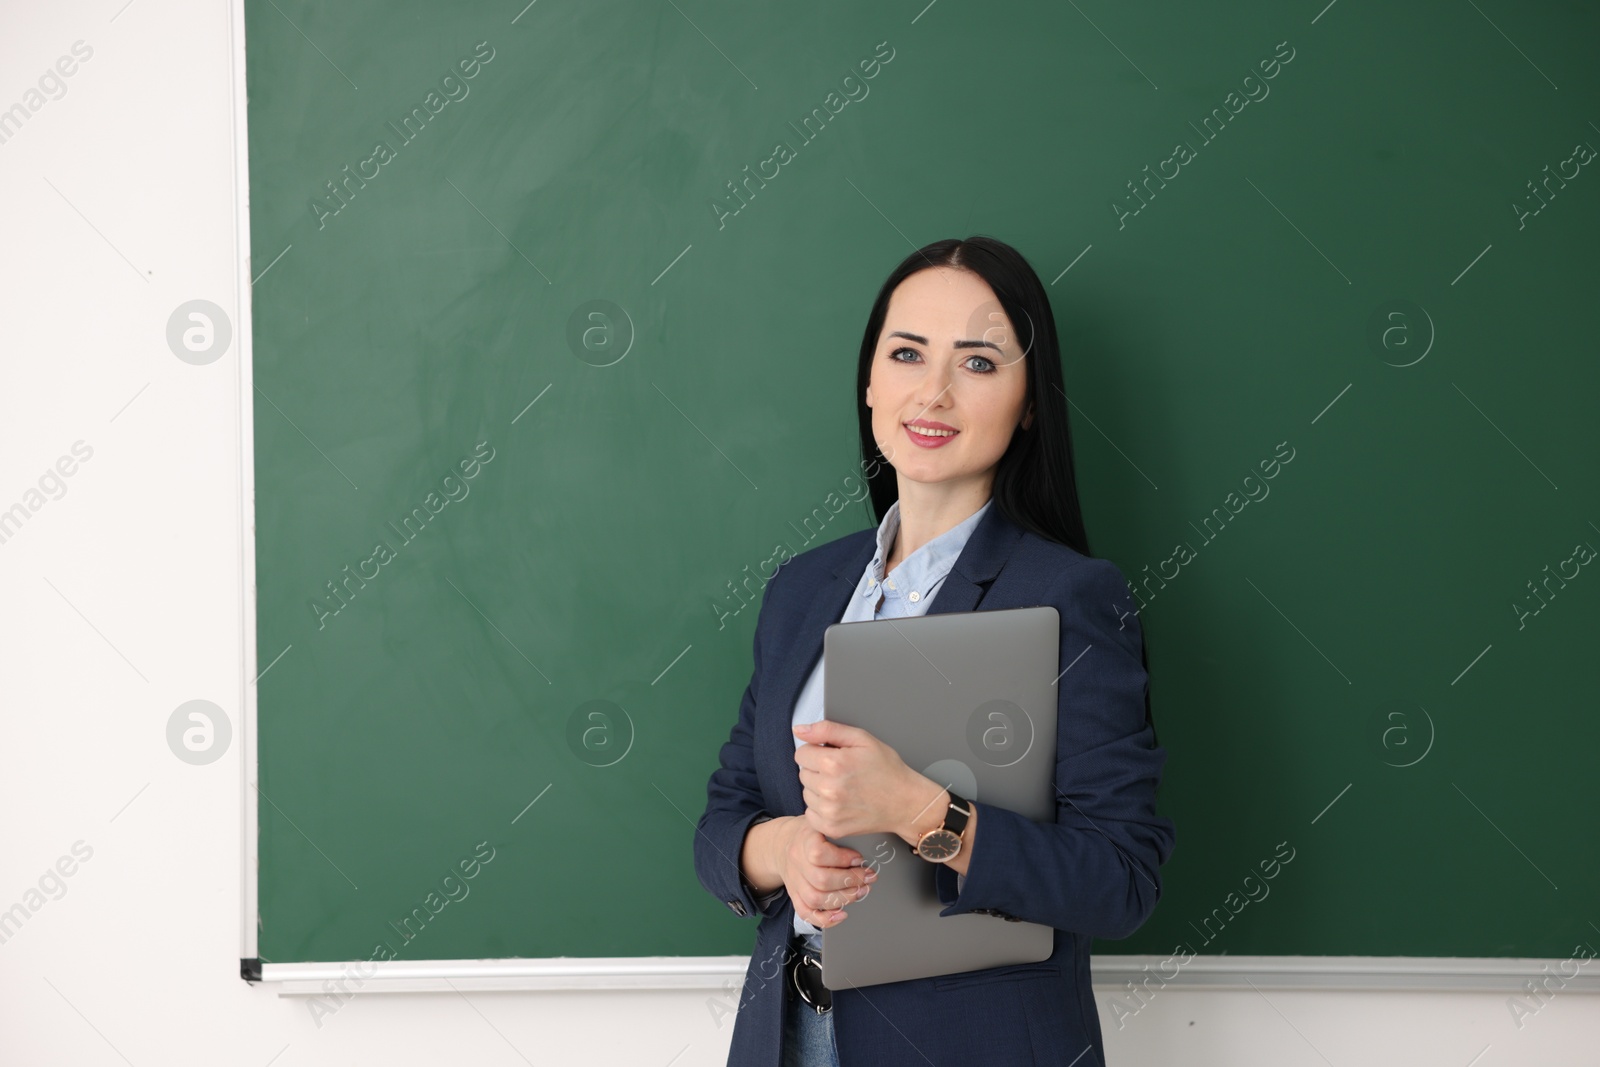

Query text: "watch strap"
[941, 789, 972, 837]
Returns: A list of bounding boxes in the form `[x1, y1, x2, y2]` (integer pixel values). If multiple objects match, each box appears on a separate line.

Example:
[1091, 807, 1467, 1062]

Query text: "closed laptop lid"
[819, 605, 1060, 990]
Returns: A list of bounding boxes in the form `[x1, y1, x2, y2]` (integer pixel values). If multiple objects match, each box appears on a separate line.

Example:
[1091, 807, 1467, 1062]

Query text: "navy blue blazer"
[695, 500, 1176, 1067]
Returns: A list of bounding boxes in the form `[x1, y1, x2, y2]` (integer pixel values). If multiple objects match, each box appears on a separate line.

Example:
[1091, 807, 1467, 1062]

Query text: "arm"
[741, 813, 806, 895]
[929, 557, 1176, 940]
[693, 567, 793, 921]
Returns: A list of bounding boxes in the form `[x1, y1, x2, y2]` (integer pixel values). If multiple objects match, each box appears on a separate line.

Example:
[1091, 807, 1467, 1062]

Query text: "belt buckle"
[790, 948, 832, 1015]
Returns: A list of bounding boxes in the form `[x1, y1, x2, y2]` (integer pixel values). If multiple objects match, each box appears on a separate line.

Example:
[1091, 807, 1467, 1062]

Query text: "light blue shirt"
[775, 496, 993, 945]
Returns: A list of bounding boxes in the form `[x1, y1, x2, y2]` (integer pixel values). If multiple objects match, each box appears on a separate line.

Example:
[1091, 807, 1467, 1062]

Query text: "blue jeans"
[782, 934, 839, 1067]
[781, 982, 839, 1067]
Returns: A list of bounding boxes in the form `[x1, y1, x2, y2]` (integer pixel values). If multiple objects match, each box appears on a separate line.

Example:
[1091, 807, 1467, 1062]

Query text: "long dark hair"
[855, 235, 1089, 554]
[853, 235, 1159, 735]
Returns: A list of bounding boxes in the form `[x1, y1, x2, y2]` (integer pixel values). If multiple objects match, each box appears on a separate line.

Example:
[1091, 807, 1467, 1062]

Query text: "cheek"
[972, 404, 1023, 456]
[869, 386, 900, 427]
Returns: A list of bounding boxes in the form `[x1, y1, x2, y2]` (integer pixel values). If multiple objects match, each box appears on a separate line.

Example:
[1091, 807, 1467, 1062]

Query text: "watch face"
[917, 829, 961, 862]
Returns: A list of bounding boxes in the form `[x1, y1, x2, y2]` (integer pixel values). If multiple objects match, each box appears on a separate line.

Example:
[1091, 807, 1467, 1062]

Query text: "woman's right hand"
[771, 816, 877, 928]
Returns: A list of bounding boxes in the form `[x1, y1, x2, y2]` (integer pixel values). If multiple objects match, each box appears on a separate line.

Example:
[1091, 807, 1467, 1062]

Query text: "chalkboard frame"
[227, 0, 1598, 993]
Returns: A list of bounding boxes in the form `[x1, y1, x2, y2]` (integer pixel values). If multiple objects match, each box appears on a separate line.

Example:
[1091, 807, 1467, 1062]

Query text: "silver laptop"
[818, 605, 1060, 990]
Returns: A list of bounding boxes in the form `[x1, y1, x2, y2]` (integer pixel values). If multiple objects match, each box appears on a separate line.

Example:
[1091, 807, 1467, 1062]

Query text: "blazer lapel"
[922, 500, 1027, 619]
[764, 501, 1028, 817]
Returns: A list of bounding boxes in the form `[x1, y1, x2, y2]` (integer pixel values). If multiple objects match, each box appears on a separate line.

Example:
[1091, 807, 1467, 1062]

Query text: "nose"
[914, 362, 954, 410]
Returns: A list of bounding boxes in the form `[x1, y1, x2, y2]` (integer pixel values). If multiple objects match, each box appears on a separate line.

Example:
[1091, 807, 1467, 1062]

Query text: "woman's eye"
[887, 348, 996, 374]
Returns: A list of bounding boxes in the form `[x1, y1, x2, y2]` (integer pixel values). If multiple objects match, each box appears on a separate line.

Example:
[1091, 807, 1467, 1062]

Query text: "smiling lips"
[904, 420, 958, 449]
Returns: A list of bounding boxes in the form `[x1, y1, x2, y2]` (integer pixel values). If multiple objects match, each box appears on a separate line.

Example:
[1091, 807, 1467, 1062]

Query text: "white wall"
[0, 3, 1593, 1064]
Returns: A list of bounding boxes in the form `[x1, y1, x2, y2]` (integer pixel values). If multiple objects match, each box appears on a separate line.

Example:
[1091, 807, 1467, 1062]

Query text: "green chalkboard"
[245, 0, 1600, 966]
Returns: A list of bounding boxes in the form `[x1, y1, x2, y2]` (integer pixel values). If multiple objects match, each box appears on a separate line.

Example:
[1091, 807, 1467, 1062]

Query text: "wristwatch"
[913, 789, 972, 862]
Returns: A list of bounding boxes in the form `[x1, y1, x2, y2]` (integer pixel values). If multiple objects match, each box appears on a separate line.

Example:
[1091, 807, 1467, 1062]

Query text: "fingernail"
[850, 858, 863, 867]
[857, 885, 870, 900]
[865, 869, 878, 882]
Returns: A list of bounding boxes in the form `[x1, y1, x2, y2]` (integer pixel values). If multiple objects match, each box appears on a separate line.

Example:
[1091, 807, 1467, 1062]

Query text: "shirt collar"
[864, 497, 994, 595]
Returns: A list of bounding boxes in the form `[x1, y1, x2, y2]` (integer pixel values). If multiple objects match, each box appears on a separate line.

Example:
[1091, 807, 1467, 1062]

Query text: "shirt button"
[909, 591, 920, 602]
[885, 579, 896, 590]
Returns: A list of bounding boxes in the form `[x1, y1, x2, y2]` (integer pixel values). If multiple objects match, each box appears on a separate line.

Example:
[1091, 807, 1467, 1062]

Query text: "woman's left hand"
[792, 720, 940, 840]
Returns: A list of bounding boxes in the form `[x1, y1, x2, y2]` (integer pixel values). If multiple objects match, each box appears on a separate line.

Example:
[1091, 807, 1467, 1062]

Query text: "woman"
[695, 235, 1175, 1067]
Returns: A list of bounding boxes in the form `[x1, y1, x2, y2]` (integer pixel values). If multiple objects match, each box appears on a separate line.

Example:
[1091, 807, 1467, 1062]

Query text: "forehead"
[881, 268, 1013, 347]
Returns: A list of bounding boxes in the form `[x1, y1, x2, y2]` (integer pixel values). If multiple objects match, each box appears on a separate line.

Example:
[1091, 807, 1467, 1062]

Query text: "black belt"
[787, 935, 832, 1014]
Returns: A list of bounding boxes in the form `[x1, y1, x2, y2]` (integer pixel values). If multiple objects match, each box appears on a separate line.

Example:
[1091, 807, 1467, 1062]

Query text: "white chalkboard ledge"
[254, 954, 1600, 995]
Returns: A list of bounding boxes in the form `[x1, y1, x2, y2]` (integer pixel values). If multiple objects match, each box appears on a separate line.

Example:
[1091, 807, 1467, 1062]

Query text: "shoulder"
[744, 524, 872, 643]
[1010, 529, 1132, 592]
[1002, 530, 1141, 638]
[767, 525, 875, 596]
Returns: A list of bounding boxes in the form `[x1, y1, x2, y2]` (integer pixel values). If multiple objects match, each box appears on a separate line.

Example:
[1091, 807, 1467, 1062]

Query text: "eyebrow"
[886, 330, 1003, 354]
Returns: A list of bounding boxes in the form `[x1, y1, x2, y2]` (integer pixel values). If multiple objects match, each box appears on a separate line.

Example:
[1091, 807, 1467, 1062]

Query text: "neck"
[886, 477, 992, 572]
